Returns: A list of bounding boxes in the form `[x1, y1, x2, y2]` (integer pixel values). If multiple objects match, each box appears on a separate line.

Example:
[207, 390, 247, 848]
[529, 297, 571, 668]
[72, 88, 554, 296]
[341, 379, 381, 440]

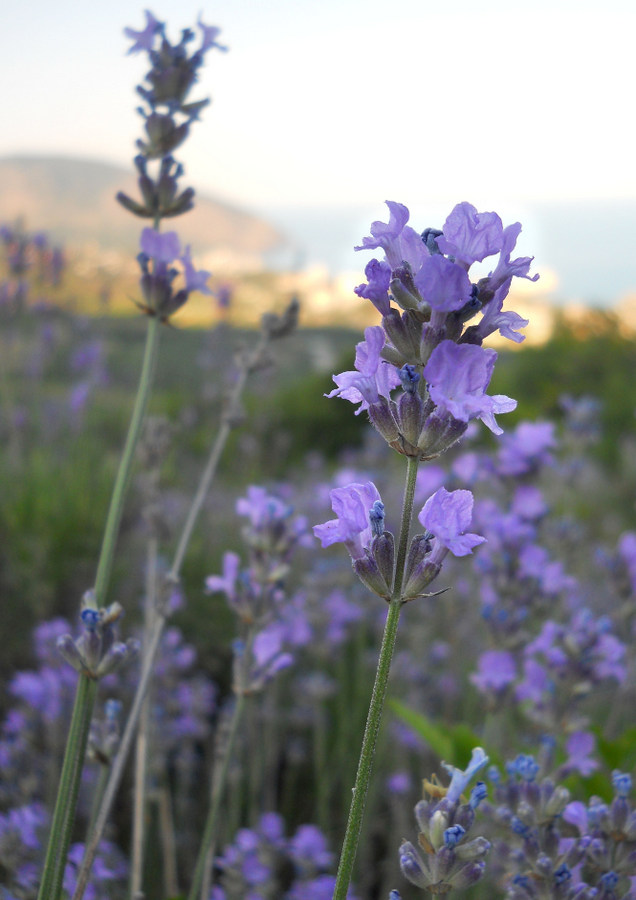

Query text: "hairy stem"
[37, 316, 161, 900]
[331, 454, 420, 900]
[189, 693, 247, 900]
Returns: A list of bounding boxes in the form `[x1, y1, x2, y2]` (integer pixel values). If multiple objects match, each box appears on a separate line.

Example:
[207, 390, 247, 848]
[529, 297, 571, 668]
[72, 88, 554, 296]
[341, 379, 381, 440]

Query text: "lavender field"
[1, 11, 636, 900]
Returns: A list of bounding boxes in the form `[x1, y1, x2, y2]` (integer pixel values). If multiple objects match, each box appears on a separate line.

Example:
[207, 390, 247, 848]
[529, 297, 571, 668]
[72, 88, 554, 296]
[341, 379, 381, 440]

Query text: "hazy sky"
[2, 0, 635, 216]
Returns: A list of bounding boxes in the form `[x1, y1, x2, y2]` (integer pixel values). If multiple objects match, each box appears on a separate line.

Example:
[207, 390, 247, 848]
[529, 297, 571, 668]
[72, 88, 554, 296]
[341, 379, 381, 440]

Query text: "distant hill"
[0, 155, 286, 270]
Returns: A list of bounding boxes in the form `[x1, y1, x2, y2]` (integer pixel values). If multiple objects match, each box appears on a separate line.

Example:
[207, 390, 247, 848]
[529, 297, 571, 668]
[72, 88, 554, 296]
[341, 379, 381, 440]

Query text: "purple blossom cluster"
[206, 485, 312, 694]
[483, 755, 636, 899]
[117, 11, 224, 320]
[211, 812, 358, 900]
[0, 223, 65, 311]
[397, 748, 491, 895]
[314, 480, 484, 601]
[328, 201, 538, 459]
[0, 800, 127, 900]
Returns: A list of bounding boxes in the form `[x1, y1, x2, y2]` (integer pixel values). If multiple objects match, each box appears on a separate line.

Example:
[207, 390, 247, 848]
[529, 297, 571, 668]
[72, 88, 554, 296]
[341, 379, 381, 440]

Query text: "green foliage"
[491, 310, 636, 465]
[389, 698, 491, 769]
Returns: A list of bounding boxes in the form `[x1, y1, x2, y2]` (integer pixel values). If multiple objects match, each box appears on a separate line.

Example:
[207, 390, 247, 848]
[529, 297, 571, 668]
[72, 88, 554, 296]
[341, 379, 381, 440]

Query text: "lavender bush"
[1, 10, 636, 900]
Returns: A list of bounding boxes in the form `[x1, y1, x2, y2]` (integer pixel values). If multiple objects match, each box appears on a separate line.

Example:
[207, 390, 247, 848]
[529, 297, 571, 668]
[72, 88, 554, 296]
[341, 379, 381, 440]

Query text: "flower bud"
[449, 859, 486, 890]
[368, 399, 400, 444]
[353, 550, 391, 600]
[429, 809, 448, 851]
[399, 841, 429, 888]
[454, 836, 490, 861]
[382, 309, 422, 362]
[397, 390, 424, 446]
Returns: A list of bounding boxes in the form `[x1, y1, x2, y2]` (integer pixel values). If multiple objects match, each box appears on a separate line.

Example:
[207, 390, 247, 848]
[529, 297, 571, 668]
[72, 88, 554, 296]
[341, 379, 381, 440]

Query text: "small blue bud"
[511, 816, 529, 836]
[554, 863, 572, 885]
[588, 801, 608, 826]
[612, 770, 632, 798]
[369, 500, 385, 537]
[512, 754, 539, 781]
[421, 227, 443, 254]
[81, 608, 101, 632]
[389, 892, 402, 900]
[443, 824, 465, 848]
[469, 781, 487, 809]
[487, 766, 501, 785]
[399, 364, 420, 393]
[599, 871, 618, 888]
[105, 699, 123, 720]
[232, 638, 245, 658]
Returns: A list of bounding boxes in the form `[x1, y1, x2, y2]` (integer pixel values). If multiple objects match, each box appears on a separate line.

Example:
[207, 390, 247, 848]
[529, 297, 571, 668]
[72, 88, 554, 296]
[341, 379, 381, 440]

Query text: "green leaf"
[388, 699, 490, 767]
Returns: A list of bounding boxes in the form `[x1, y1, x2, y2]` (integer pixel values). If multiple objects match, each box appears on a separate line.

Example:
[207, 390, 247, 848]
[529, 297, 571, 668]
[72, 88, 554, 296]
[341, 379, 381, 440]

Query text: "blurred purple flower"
[139, 228, 180, 263]
[181, 245, 212, 294]
[197, 17, 228, 53]
[289, 824, 334, 870]
[124, 10, 163, 54]
[471, 650, 516, 693]
[562, 731, 599, 777]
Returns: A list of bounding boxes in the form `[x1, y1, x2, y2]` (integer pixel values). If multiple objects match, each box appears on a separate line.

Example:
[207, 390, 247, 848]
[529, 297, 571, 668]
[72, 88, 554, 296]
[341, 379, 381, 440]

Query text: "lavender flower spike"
[313, 481, 382, 560]
[419, 487, 485, 557]
[442, 747, 490, 803]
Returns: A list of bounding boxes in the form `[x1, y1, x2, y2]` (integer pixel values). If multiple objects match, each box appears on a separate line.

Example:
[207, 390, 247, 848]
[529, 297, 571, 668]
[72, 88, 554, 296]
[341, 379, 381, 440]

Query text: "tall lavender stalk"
[312, 201, 538, 898]
[37, 14, 224, 900]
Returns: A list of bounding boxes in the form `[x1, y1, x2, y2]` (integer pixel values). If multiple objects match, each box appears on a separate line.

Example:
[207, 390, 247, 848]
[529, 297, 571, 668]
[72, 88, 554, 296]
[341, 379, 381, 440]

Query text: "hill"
[0, 155, 286, 271]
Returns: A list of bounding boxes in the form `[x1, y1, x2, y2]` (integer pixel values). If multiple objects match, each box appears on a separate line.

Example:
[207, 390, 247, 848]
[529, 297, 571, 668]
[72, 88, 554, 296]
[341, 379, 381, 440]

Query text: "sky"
[2, 0, 636, 298]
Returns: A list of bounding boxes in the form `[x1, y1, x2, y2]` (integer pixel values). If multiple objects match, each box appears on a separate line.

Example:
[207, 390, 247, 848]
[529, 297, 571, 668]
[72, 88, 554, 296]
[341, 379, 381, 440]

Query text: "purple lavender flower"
[495, 420, 556, 476]
[472, 281, 529, 344]
[313, 481, 383, 560]
[414, 254, 472, 312]
[423, 341, 517, 435]
[140, 228, 181, 263]
[354, 201, 427, 271]
[197, 17, 228, 53]
[471, 650, 517, 693]
[436, 202, 504, 267]
[124, 10, 163, 54]
[487, 221, 540, 291]
[354, 258, 392, 315]
[561, 731, 599, 777]
[205, 551, 240, 602]
[326, 326, 401, 414]
[442, 747, 490, 803]
[181, 245, 212, 294]
[418, 487, 485, 557]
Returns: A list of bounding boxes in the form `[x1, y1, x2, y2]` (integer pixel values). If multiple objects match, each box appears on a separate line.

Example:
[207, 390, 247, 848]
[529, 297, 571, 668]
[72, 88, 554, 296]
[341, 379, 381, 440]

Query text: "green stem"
[37, 676, 98, 900]
[167, 330, 267, 582]
[129, 536, 158, 899]
[71, 614, 166, 900]
[95, 315, 161, 606]
[332, 454, 420, 900]
[189, 692, 247, 900]
[71, 329, 270, 900]
[38, 316, 161, 900]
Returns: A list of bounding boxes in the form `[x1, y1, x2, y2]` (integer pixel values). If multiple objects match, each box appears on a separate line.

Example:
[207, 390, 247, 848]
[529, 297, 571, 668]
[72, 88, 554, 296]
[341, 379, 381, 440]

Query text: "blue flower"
[442, 747, 489, 803]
